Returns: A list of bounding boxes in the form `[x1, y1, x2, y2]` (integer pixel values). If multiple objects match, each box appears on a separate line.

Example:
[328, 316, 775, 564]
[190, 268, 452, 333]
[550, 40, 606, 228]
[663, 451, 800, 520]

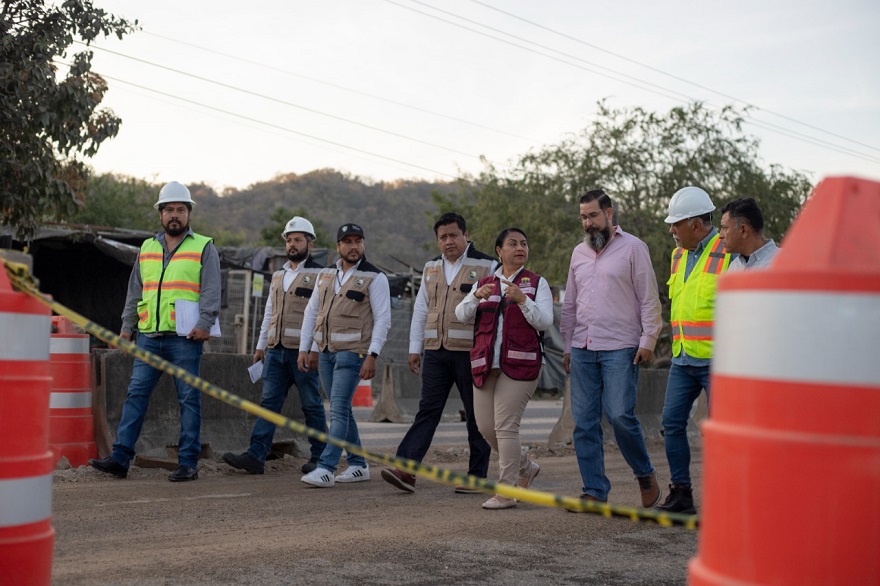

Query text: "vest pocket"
[136, 301, 150, 327]
[345, 290, 366, 302]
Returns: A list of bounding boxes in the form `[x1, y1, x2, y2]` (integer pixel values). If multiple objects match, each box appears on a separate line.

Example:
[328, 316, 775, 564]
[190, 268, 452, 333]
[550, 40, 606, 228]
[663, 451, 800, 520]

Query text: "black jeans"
[396, 348, 491, 477]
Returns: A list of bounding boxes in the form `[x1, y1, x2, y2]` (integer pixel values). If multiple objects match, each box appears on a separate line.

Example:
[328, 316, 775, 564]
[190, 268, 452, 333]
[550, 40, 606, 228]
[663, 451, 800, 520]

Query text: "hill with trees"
[60, 102, 814, 292]
[74, 169, 452, 272]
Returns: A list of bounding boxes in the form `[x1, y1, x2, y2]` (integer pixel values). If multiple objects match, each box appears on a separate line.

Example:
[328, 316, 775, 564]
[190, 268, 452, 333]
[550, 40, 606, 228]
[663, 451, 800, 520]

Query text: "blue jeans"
[396, 348, 490, 477]
[315, 350, 366, 472]
[247, 346, 326, 463]
[570, 347, 654, 501]
[661, 363, 711, 487]
[112, 334, 204, 468]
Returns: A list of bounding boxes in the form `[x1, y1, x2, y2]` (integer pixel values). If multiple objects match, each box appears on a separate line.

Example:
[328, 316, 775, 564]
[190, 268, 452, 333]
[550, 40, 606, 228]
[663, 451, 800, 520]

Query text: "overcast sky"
[81, 0, 880, 191]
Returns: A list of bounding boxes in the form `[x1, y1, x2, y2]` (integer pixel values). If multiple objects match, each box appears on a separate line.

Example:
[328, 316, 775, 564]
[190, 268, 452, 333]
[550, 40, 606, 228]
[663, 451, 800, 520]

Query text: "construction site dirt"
[51, 441, 702, 585]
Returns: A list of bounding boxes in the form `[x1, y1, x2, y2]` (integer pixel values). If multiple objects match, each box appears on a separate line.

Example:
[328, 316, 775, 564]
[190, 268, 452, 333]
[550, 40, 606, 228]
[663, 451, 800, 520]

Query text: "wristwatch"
[369, 352, 379, 358]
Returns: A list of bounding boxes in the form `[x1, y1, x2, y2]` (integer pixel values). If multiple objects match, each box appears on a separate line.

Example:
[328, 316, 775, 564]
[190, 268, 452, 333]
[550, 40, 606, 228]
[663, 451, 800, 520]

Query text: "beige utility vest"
[312, 263, 380, 354]
[423, 254, 494, 351]
[265, 263, 324, 349]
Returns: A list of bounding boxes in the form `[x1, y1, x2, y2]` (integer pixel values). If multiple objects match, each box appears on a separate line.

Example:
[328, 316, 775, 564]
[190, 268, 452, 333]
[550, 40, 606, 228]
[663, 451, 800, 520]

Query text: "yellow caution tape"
[2, 258, 698, 529]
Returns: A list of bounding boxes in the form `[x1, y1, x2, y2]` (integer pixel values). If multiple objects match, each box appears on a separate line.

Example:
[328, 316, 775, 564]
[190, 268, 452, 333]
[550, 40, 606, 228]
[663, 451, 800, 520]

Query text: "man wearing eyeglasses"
[561, 189, 663, 509]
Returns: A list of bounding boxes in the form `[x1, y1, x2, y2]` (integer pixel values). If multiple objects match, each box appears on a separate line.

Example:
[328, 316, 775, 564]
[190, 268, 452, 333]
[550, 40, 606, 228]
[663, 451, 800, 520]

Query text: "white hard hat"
[154, 181, 195, 209]
[282, 216, 316, 239]
[664, 186, 715, 224]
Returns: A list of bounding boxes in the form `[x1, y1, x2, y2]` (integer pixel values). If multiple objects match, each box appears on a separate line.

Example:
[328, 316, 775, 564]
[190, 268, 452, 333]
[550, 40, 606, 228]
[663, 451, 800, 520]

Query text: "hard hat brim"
[154, 200, 196, 209]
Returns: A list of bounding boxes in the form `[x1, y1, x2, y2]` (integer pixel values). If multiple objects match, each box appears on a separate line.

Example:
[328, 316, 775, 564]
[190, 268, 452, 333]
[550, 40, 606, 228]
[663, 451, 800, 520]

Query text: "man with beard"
[560, 189, 663, 507]
[297, 223, 391, 487]
[222, 216, 328, 475]
[90, 181, 221, 482]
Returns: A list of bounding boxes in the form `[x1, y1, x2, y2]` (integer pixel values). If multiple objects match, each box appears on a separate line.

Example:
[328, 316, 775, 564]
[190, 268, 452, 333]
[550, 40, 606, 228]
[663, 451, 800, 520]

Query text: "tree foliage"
[1, 0, 136, 241]
[77, 170, 444, 269]
[71, 173, 156, 230]
[435, 101, 813, 286]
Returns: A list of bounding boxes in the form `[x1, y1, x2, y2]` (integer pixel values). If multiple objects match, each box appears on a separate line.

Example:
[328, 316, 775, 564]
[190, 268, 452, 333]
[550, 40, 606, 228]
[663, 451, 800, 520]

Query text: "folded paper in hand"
[175, 299, 221, 337]
[247, 360, 263, 384]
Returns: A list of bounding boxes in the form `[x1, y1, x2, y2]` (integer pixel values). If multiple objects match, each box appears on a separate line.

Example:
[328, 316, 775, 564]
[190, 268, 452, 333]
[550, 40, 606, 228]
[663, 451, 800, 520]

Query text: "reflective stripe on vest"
[266, 266, 322, 349]
[670, 320, 714, 341]
[704, 238, 727, 275]
[422, 251, 494, 352]
[670, 248, 683, 275]
[469, 269, 542, 386]
[313, 262, 381, 354]
[668, 234, 730, 359]
[137, 234, 211, 333]
[0, 473, 52, 528]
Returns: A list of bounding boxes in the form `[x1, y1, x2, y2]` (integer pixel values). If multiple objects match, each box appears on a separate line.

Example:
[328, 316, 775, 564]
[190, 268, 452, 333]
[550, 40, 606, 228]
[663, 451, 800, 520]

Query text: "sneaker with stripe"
[301, 467, 335, 487]
[335, 465, 370, 483]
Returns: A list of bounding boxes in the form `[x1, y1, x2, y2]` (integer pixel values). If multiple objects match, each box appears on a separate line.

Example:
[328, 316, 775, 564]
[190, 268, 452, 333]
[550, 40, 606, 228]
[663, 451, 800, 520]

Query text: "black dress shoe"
[89, 456, 128, 478]
[169, 465, 198, 482]
[222, 452, 264, 474]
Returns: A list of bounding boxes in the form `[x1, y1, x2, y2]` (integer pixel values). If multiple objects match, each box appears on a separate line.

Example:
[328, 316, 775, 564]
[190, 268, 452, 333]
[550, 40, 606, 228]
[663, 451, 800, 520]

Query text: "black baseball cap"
[336, 223, 365, 241]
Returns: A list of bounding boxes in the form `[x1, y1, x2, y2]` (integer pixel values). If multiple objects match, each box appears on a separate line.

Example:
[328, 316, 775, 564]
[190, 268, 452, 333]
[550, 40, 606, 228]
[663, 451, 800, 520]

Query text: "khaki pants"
[473, 369, 536, 487]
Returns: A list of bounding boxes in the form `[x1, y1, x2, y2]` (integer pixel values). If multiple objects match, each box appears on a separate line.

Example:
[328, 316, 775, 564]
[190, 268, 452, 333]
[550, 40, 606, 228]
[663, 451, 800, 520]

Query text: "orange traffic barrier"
[48, 316, 97, 467]
[352, 378, 373, 407]
[689, 176, 880, 585]
[0, 264, 55, 585]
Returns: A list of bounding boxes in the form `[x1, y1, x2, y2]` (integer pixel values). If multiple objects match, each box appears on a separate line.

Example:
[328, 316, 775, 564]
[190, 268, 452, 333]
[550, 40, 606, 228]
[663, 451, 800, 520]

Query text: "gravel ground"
[50, 442, 701, 585]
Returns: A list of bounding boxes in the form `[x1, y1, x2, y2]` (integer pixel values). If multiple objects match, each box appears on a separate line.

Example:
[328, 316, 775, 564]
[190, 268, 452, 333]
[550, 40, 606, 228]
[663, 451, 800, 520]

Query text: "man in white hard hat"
[297, 223, 391, 487]
[718, 197, 779, 272]
[560, 189, 663, 508]
[655, 186, 732, 513]
[381, 212, 495, 494]
[222, 216, 328, 475]
[90, 181, 221, 482]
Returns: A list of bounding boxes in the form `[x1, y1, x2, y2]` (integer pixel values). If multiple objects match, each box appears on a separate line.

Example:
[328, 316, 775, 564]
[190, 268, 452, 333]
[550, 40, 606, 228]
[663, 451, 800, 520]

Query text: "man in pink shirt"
[560, 189, 663, 508]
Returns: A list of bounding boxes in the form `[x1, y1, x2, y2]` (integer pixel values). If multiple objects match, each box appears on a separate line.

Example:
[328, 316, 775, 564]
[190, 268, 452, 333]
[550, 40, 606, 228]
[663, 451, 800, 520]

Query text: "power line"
[383, 0, 880, 165]
[141, 30, 540, 145]
[61, 61, 463, 180]
[382, 0, 693, 103]
[466, 0, 880, 155]
[81, 41, 482, 161]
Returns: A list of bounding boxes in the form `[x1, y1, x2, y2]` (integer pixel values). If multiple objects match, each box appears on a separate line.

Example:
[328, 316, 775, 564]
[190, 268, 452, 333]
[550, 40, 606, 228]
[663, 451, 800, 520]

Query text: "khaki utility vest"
[266, 259, 324, 349]
[313, 260, 383, 354]
[422, 249, 494, 351]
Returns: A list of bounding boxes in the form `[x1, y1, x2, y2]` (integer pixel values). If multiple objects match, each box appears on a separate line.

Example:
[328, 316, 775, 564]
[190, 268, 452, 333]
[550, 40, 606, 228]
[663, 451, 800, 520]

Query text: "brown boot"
[637, 472, 661, 507]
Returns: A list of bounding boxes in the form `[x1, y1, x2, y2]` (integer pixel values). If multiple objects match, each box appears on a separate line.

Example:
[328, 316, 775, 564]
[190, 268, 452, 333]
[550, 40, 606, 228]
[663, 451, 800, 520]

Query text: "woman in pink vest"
[455, 227, 555, 509]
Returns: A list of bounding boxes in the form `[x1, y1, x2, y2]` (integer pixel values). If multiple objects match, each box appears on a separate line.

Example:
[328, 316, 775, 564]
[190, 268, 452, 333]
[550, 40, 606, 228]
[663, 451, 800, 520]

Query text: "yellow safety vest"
[667, 234, 730, 359]
[137, 233, 211, 333]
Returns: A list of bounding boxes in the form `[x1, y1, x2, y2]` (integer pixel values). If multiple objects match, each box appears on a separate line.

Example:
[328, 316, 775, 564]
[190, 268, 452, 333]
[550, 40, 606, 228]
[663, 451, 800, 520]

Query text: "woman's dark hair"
[494, 227, 528, 250]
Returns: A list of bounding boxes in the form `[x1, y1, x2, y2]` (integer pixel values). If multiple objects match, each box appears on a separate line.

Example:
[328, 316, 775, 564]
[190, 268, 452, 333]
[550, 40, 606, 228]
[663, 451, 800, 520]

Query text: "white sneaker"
[335, 465, 370, 483]
[301, 467, 335, 487]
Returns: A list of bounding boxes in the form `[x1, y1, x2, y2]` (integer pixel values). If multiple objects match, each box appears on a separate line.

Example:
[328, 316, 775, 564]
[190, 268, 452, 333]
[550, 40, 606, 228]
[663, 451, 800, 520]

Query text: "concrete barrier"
[91, 350, 312, 459]
[370, 362, 464, 424]
[548, 368, 707, 447]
